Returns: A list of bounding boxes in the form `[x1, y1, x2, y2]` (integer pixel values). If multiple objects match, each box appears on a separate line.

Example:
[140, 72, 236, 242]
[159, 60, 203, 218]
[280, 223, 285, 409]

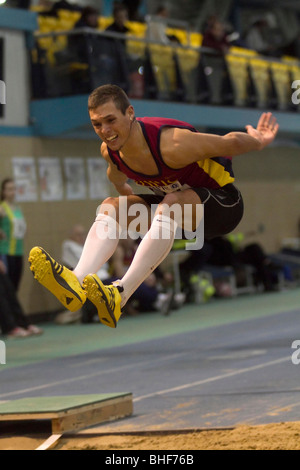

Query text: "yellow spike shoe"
[83, 274, 123, 328]
[28, 246, 86, 312]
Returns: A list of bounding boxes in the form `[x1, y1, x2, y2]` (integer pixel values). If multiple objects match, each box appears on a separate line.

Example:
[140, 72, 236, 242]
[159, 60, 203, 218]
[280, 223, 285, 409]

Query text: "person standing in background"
[0, 258, 43, 338]
[0, 178, 27, 291]
[122, 0, 144, 22]
[106, 3, 131, 39]
[202, 16, 230, 54]
[146, 6, 181, 45]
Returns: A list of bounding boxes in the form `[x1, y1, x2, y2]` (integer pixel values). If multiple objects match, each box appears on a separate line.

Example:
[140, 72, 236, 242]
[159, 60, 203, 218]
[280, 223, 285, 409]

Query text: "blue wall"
[0, 7, 37, 31]
[30, 95, 300, 141]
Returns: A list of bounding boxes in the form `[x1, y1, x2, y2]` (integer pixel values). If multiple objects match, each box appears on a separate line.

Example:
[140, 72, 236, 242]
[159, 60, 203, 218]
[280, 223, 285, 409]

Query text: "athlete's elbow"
[114, 182, 133, 196]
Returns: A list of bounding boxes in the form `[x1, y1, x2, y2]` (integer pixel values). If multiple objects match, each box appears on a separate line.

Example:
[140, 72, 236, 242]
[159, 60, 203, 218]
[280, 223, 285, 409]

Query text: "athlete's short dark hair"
[88, 84, 131, 114]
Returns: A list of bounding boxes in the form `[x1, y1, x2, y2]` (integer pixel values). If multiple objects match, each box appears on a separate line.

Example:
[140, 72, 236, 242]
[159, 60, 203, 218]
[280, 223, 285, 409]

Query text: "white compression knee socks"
[73, 213, 120, 284]
[119, 214, 178, 307]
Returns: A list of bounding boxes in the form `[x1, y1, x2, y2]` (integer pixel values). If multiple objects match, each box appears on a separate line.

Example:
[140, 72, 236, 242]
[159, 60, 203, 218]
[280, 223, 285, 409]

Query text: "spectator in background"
[226, 233, 283, 292]
[122, 0, 143, 22]
[73, 6, 99, 29]
[51, 0, 82, 13]
[0, 178, 27, 292]
[146, 5, 181, 45]
[66, 7, 102, 94]
[200, 16, 233, 106]
[106, 2, 131, 38]
[244, 17, 278, 56]
[178, 233, 282, 297]
[283, 31, 300, 59]
[105, 2, 132, 54]
[0, 258, 43, 338]
[202, 16, 230, 54]
[104, 3, 134, 95]
[68, 6, 101, 67]
[40, 0, 82, 16]
[68, 4, 130, 93]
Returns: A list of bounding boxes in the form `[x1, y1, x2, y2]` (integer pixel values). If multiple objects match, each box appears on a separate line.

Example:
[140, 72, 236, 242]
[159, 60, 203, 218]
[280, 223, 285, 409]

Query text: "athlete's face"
[89, 100, 135, 151]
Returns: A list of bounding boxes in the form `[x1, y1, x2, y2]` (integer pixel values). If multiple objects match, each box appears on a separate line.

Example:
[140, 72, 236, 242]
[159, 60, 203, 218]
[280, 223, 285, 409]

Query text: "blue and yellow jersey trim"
[197, 157, 235, 187]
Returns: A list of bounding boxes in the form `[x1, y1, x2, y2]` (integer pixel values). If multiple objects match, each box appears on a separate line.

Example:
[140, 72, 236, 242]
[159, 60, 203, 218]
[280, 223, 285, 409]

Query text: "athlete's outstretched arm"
[161, 112, 279, 168]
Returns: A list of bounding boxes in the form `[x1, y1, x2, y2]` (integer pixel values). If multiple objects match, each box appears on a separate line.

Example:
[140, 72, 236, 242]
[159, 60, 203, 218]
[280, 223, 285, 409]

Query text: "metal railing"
[30, 26, 300, 111]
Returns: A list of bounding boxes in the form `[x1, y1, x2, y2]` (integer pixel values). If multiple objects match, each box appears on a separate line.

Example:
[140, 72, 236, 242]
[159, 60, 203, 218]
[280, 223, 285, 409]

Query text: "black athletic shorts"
[137, 183, 244, 240]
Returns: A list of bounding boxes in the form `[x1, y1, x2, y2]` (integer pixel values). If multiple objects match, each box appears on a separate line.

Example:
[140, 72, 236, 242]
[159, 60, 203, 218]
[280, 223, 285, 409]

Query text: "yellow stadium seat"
[126, 39, 146, 58]
[99, 16, 114, 30]
[31, 5, 49, 12]
[282, 55, 299, 64]
[229, 46, 258, 57]
[270, 62, 291, 110]
[190, 32, 202, 48]
[225, 54, 249, 106]
[282, 57, 300, 90]
[166, 27, 188, 45]
[36, 11, 92, 67]
[56, 19, 73, 31]
[38, 15, 59, 32]
[175, 47, 200, 101]
[148, 44, 177, 99]
[290, 63, 300, 81]
[36, 35, 53, 50]
[248, 57, 271, 108]
[36, 12, 149, 70]
[37, 15, 69, 65]
[127, 21, 147, 37]
[57, 9, 81, 25]
[176, 47, 199, 73]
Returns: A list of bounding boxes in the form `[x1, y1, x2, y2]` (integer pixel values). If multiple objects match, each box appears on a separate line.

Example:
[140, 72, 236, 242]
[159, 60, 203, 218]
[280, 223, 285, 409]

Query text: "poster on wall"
[87, 157, 109, 200]
[39, 157, 63, 201]
[64, 157, 87, 200]
[12, 156, 38, 202]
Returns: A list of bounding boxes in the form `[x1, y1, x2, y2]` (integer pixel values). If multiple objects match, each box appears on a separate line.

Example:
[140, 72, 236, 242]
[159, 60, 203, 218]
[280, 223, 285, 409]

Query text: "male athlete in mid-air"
[29, 84, 279, 328]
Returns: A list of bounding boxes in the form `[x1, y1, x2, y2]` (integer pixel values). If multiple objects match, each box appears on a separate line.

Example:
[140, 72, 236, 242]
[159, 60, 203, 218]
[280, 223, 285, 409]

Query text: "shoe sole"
[28, 247, 85, 312]
[83, 274, 121, 328]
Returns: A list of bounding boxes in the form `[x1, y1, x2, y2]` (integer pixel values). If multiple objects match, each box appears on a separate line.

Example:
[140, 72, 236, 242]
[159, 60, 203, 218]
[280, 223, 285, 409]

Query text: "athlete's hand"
[245, 112, 279, 149]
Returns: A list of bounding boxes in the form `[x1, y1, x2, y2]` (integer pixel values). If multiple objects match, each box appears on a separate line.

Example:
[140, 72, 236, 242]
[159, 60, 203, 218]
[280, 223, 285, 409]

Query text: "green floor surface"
[1, 289, 299, 370]
[0, 393, 131, 414]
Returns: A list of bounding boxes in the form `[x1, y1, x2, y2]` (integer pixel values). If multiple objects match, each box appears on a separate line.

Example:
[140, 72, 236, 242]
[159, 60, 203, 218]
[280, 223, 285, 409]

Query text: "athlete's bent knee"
[97, 196, 120, 218]
[161, 192, 181, 207]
